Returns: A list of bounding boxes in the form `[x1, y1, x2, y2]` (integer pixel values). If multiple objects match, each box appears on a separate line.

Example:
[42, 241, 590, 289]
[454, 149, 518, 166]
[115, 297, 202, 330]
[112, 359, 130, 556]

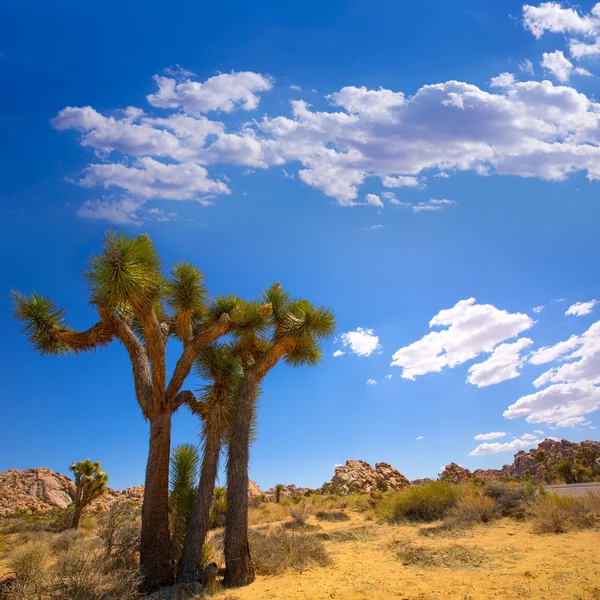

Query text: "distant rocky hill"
[0, 468, 264, 516]
[326, 460, 410, 494]
[440, 438, 600, 482]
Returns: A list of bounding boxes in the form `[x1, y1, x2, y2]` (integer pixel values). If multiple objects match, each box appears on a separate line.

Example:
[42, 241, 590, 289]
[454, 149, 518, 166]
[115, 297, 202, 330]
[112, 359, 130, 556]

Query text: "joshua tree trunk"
[140, 408, 174, 592]
[223, 375, 257, 588]
[71, 504, 83, 530]
[177, 426, 222, 583]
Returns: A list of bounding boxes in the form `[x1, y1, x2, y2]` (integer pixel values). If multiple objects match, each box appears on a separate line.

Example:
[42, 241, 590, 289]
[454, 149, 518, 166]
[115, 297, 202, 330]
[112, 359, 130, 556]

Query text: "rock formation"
[0, 468, 263, 515]
[263, 483, 311, 501]
[327, 460, 410, 494]
[441, 438, 600, 482]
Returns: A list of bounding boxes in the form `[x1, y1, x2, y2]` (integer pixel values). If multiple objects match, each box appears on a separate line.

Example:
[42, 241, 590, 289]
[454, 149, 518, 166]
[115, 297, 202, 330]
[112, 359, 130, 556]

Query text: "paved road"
[547, 482, 600, 497]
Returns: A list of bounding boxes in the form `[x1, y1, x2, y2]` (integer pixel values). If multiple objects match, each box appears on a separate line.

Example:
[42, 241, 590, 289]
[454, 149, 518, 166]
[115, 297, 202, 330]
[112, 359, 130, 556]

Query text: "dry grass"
[314, 510, 350, 522]
[444, 491, 500, 528]
[391, 539, 488, 568]
[529, 493, 597, 533]
[249, 525, 331, 575]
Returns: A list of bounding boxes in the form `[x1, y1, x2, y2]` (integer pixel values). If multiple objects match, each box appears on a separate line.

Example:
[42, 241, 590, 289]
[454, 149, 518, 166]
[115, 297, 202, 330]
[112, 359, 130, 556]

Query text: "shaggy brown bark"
[223, 375, 257, 588]
[71, 504, 84, 530]
[140, 409, 174, 591]
[176, 423, 222, 583]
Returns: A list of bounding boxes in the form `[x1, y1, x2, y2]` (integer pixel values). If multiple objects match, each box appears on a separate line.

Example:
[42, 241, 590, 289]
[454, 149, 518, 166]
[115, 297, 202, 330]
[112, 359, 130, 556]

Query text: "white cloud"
[412, 199, 456, 213]
[529, 334, 581, 365]
[519, 59, 535, 75]
[534, 429, 545, 435]
[540, 50, 590, 82]
[434, 172, 450, 178]
[467, 338, 534, 387]
[416, 435, 424, 440]
[290, 84, 302, 91]
[520, 433, 538, 440]
[391, 298, 534, 380]
[555, 416, 587, 427]
[565, 300, 598, 317]
[490, 73, 516, 88]
[365, 193, 384, 208]
[385, 374, 392, 379]
[333, 350, 345, 357]
[77, 158, 230, 200]
[469, 437, 540, 456]
[366, 378, 377, 385]
[523, 2, 600, 38]
[570, 37, 600, 58]
[76, 197, 144, 225]
[56, 68, 600, 219]
[340, 327, 381, 357]
[474, 431, 507, 441]
[533, 305, 544, 314]
[369, 224, 383, 230]
[147, 71, 273, 113]
[382, 175, 421, 188]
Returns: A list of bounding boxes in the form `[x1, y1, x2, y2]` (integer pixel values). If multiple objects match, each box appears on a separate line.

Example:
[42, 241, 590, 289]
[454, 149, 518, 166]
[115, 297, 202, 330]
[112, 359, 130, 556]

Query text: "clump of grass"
[377, 482, 459, 523]
[288, 502, 312, 528]
[315, 510, 350, 522]
[444, 491, 500, 528]
[392, 540, 487, 568]
[249, 525, 331, 575]
[317, 525, 374, 543]
[481, 481, 535, 518]
[529, 494, 596, 533]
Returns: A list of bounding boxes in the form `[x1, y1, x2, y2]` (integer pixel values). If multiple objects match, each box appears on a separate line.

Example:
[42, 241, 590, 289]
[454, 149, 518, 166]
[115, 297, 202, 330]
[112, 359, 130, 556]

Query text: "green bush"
[445, 491, 500, 526]
[377, 482, 459, 523]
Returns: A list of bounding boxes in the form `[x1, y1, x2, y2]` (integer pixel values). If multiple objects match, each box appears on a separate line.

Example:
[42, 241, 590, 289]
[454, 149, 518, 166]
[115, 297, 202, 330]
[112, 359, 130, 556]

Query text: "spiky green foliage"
[70, 459, 108, 529]
[166, 262, 207, 339]
[84, 231, 163, 314]
[170, 444, 200, 554]
[206, 294, 244, 323]
[13, 292, 72, 355]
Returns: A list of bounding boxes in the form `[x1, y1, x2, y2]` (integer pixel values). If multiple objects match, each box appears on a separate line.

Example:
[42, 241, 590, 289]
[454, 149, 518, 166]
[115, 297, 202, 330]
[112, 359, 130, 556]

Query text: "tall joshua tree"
[224, 284, 335, 587]
[13, 232, 240, 591]
[70, 459, 108, 529]
[177, 343, 242, 583]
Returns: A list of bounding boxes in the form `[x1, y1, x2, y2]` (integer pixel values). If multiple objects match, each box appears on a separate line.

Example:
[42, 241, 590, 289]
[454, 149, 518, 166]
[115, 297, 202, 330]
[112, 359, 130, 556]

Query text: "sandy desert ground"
[211, 513, 600, 600]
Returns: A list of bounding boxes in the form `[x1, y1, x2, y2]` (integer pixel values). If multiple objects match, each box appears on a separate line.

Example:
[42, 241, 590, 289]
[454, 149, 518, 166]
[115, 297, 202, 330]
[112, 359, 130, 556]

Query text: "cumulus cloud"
[339, 327, 381, 357]
[467, 338, 534, 387]
[523, 2, 600, 38]
[541, 50, 591, 82]
[333, 350, 345, 357]
[147, 71, 273, 113]
[55, 66, 600, 220]
[490, 73, 516, 88]
[469, 437, 540, 456]
[565, 300, 598, 317]
[529, 334, 581, 365]
[534, 429, 545, 435]
[474, 432, 507, 440]
[520, 433, 538, 440]
[365, 193, 384, 208]
[391, 298, 534, 380]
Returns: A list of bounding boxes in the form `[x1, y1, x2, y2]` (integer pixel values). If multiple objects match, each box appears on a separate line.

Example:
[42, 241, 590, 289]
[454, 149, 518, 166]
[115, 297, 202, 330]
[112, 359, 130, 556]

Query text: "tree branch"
[164, 313, 234, 407]
[114, 317, 153, 419]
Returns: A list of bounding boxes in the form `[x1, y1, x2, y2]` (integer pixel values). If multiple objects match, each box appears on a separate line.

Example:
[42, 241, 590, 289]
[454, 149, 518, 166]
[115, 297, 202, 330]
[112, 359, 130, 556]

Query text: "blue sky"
[1, 0, 599, 491]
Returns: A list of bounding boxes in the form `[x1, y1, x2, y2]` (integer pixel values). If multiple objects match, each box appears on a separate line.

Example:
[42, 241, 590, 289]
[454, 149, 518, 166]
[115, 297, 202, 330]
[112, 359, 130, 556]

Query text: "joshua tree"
[70, 459, 108, 529]
[575, 446, 599, 475]
[177, 343, 242, 583]
[223, 284, 335, 587]
[13, 232, 241, 591]
[274, 484, 284, 503]
[170, 443, 200, 557]
[555, 460, 577, 484]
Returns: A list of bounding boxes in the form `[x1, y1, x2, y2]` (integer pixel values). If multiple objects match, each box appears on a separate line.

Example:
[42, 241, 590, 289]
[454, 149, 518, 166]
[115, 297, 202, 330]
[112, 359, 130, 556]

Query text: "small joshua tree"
[70, 459, 108, 529]
[275, 484, 284, 503]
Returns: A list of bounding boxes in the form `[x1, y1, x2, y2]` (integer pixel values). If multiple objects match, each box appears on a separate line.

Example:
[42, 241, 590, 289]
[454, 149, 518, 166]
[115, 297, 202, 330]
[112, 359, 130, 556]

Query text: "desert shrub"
[445, 491, 500, 527]
[249, 494, 266, 508]
[315, 510, 350, 522]
[289, 502, 312, 528]
[9, 539, 50, 587]
[6, 534, 140, 600]
[290, 493, 303, 505]
[249, 526, 331, 575]
[529, 494, 596, 533]
[97, 501, 140, 570]
[377, 482, 459, 523]
[51, 528, 86, 553]
[376, 479, 389, 492]
[481, 482, 533, 518]
[248, 502, 290, 526]
[391, 540, 487, 568]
